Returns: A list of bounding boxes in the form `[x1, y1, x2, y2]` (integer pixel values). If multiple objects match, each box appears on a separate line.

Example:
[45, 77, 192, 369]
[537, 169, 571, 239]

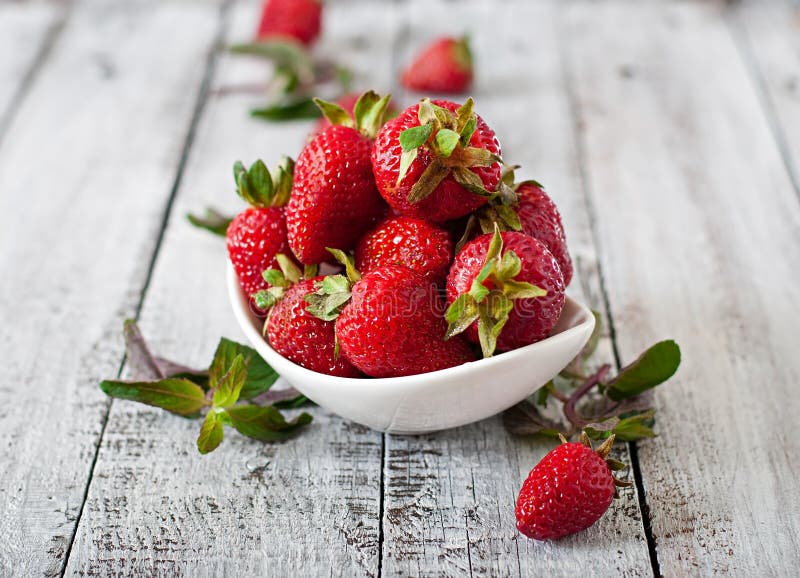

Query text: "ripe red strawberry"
[227, 158, 296, 308]
[401, 36, 473, 94]
[287, 91, 391, 264]
[256, 0, 322, 46]
[312, 93, 397, 136]
[371, 98, 502, 223]
[446, 228, 565, 356]
[515, 182, 573, 286]
[516, 434, 630, 541]
[466, 178, 573, 286]
[305, 251, 475, 377]
[355, 216, 453, 283]
[254, 256, 361, 377]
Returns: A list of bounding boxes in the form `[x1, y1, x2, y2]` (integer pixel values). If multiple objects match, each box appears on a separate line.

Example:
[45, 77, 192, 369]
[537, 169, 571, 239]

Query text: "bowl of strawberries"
[226, 92, 596, 433]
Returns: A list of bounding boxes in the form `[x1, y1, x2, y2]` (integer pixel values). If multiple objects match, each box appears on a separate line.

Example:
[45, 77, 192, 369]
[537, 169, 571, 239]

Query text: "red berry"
[287, 124, 387, 264]
[227, 207, 292, 300]
[516, 183, 573, 286]
[372, 99, 501, 222]
[447, 231, 565, 352]
[515, 440, 616, 541]
[266, 278, 361, 377]
[256, 0, 322, 46]
[336, 265, 476, 377]
[355, 216, 453, 284]
[401, 36, 473, 94]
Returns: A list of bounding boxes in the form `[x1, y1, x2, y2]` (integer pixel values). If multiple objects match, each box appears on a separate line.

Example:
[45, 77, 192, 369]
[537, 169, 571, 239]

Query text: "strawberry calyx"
[312, 90, 392, 139]
[451, 36, 473, 75]
[455, 165, 547, 251]
[560, 431, 633, 498]
[252, 254, 318, 313]
[397, 97, 502, 204]
[304, 248, 361, 322]
[445, 226, 546, 358]
[234, 156, 294, 208]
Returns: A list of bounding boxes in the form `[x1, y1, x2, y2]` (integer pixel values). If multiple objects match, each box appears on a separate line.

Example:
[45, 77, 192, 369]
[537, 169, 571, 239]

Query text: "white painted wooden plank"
[0, 2, 62, 140]
[65, 1, 401, 575]
[566, 1, 800, 575]
[0, 1, 223, 575]
[381, 1, 651, 576]
[734, 0, 800, 195]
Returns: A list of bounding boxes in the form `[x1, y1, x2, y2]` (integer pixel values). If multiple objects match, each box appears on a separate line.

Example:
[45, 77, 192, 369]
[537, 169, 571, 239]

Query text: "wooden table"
[2, 0, 799, 575]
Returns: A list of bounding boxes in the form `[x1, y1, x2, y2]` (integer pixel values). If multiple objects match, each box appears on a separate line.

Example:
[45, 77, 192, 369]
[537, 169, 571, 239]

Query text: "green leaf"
[485, 226, 504, 263]
[399, 123, 433, 151]
[263, 268, 286, 288]
[469, 276, 491, 303]
[209, 338, 278, 400]
[536, 382, 552, 407]
[100, 378, 208, 417]
[455, 97, 475, 132]
[252, 289, 281, 311]
[503, 279, 547, 300]
[417, 98, 437, 125]
[459, 116, 477, 147]
[494, 204, 521, 231]
[186, 208, 232, 237]
[451, 166, 493, 197]
[606, 340, 681, 401]
[325, 248, 361, 283]
[457, 147, 502, 168]
[304, 275, 352, 321]
[250, 99, 321, 122]
[229, 40, 314, 84]
[312, 97, 354, 128]
[612, 410, 657, 441]
[435, 129, 460, 157]
[272, 394, 311, 409]
[444, 294, 480, 339]
[397, 148, 418, 186]
[197, 410, 225, 454]
[276, 254, 301, 284]
[353, 90, 391, 138]
[222, 405, 313, 441]
[407, 160, 451, 204]
[322, 274, 351, 294]
[498, 250, 522, 279]
[212, 354, 248, 408]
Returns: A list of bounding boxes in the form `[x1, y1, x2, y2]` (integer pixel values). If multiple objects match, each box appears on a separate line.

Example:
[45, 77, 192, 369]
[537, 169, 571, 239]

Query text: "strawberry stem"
[562, 364, 611, 431]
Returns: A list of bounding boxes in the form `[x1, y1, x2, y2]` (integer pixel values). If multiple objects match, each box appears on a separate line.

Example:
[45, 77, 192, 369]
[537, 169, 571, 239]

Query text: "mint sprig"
[100, 320, 312, 455]
[504, 312, 681, 442]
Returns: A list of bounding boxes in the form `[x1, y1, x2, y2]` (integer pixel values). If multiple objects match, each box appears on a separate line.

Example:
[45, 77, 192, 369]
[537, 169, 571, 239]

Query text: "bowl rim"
[227, 261, 595, 389]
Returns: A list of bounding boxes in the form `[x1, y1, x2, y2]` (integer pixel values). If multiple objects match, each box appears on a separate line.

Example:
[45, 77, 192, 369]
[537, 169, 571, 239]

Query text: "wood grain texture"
[565, 1, 800, 574]
[0, 1, 223, 576]
[734, 0, 800, 198]
[65, 1, 399, 575]
[381, 1, 651, 576]
[0, 1, 63, 144]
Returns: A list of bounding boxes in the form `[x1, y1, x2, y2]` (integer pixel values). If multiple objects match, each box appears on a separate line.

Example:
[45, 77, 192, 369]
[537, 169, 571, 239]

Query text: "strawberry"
[253, 256, 361, 377]
[256, 0, 322, 46]
[355, 216, 453, 283]
[516, 433, 631, 541]
[371, 98, 502, 223]
[306, 250, 475, 378]
[401, 36, 473, 94]
[463, 174, 573, 286]
[227, 158, 296, 309]
[445, 228, 565, 357]
[286, 91, 391, 264]
[312, 93, 397, 136]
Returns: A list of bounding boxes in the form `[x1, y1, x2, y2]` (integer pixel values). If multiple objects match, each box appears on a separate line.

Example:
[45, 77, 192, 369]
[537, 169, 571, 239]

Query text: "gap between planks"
[59, 0, 233, 574]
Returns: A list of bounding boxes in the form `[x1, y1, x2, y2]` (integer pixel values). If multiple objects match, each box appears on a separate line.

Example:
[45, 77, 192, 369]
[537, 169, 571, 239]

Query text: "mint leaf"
[187, 207, 232, 237]
[209, 338, 278, 400]
[100, 378, 208, 417]
[212, 354, 247, 408]
[250, 99, 321, 122]
[272, 394, 311, 409]
[197, 410, 225, 454]
[606, 340, 681, 401]
[222, 405, 313, 441]
[399, 123, 433, 151]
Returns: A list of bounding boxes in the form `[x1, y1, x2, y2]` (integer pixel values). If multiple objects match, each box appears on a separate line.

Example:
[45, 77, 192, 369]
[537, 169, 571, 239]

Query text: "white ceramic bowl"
[227, 263, 595, 434]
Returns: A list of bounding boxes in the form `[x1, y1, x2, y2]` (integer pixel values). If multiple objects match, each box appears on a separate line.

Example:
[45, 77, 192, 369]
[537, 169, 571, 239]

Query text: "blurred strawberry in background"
[402, 36, 473, 93]
[256, 0, 323, 46]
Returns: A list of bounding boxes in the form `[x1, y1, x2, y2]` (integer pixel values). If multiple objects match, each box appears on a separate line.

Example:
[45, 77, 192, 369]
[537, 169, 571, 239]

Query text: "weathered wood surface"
[565, 1, 800, 574]
[380, 1, 650, 577]
[0, 1, 63, 143]
[0, 0, 223, 575]
[734, 0, 800, 195]
[2, 0, 800, 576]
[64, 1, 395, 575]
